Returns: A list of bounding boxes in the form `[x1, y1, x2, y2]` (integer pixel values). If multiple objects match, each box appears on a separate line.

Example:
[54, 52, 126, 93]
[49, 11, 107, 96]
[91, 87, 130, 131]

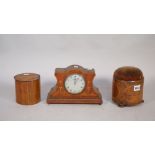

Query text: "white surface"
[0, 34, 155, 121]
[65, 73, 86, 94]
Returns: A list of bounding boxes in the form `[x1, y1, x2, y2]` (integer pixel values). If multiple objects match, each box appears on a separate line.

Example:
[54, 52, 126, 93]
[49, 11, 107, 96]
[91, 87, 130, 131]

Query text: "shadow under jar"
[112, 66, 144, 107]
[14, 73, 41, 105]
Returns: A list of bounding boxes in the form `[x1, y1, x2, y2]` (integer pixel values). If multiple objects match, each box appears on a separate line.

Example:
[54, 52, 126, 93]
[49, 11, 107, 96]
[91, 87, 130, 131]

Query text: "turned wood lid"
[14, 73, 40, 82]
[114, 66, 144, 81]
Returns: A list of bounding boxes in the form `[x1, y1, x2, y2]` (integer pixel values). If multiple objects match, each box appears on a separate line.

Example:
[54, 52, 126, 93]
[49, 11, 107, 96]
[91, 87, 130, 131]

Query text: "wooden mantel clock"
[47, 65, 103, 104]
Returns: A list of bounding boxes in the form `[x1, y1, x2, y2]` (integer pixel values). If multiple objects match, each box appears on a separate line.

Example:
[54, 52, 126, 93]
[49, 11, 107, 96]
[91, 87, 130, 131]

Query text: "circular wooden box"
[112, 66, 144, 107]
[14, 73, 41, 105]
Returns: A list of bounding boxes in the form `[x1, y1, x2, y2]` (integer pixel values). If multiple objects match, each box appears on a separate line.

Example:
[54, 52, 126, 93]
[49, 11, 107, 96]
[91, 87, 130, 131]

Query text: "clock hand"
[74, 77, 77, 85]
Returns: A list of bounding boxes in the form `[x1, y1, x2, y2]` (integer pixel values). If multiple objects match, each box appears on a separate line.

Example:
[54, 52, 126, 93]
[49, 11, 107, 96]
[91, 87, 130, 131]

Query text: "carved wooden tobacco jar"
[112, 66, 144, 107]
[14, 73, 41, 105]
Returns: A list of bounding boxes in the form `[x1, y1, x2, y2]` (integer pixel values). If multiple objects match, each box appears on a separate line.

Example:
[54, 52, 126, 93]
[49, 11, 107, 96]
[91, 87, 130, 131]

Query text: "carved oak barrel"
[14, 73, 41, 105]
[112, 66, 144, 107]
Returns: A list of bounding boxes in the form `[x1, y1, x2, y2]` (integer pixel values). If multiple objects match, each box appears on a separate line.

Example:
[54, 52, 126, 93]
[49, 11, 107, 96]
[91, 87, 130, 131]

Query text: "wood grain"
[14, 73, 41, 105]
[112, 66, 144, 107]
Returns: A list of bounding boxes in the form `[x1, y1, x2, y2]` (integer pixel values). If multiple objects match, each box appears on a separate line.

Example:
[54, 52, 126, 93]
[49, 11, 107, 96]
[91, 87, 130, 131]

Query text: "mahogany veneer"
[47, 65, 103, 104]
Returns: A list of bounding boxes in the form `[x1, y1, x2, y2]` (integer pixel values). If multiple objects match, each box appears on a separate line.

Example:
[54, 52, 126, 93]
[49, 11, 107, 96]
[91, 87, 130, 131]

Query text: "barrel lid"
[14, 73, 40, 82]
[114, 66, 144, 81]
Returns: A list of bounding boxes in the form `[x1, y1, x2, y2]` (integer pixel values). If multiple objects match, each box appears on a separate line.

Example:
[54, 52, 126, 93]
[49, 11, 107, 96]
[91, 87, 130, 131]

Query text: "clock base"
[47, 98, 102, 105]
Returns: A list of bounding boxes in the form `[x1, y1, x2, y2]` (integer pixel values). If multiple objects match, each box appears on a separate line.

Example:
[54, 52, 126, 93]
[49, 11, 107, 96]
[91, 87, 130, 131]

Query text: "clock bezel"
[64, 73, 86, 95]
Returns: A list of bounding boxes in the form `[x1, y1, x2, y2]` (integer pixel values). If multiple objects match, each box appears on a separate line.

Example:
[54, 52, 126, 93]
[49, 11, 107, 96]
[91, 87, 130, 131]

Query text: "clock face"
[65, 74, 86, 94]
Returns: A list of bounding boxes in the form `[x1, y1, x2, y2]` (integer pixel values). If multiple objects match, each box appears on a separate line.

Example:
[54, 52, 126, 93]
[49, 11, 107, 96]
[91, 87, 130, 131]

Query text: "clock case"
[47, 65, 102, 104]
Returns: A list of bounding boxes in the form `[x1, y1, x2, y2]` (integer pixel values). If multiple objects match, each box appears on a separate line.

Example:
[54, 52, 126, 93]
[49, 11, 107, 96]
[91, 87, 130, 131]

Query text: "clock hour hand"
[74, 77, 77, 85]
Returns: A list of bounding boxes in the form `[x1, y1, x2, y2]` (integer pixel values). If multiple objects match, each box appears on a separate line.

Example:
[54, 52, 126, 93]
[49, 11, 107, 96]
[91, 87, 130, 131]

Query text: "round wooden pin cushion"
[112, 66, 144, 107]
[14, 73, 41, 105]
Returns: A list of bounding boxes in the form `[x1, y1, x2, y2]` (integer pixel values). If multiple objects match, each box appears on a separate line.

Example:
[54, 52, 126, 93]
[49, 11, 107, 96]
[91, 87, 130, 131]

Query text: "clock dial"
[65, 74, 86, 94]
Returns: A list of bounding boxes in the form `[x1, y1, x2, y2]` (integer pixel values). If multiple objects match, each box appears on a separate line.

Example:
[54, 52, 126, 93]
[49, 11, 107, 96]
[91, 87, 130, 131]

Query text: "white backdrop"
[0, 34, 155, 120]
